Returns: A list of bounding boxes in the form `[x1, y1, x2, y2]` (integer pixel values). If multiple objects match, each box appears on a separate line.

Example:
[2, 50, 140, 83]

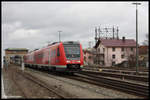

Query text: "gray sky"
[2, 1, 149, 55]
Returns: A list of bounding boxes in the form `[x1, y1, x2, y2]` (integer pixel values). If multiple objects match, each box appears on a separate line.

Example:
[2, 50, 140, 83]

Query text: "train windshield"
[63, 44, 80, 60]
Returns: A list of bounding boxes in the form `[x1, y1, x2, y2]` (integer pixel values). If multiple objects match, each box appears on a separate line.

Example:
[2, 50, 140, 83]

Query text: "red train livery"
[24, 41, 84, 72]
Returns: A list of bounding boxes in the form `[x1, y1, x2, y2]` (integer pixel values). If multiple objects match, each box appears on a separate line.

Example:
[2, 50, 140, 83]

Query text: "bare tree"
[128, 54, 136, 67]
[125, 48, 136, 68]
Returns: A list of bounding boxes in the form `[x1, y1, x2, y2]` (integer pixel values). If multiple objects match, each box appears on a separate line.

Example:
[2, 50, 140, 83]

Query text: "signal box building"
[5, 48, 28, 64]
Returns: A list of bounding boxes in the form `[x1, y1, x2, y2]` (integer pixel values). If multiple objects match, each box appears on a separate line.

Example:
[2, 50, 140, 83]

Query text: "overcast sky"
[2, 1, 149, 55]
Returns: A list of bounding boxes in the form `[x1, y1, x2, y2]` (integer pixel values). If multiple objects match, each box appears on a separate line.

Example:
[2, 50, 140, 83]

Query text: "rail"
[81, 70, 149, 82]
[83, 67, 149, 76]
[74, 72, 149, 97]
[16, 71, 65, 98]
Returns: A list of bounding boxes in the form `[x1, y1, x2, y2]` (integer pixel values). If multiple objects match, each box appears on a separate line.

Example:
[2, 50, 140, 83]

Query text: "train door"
[49, 48, 56, 70]
[34, 53, 36, 64]
[48, 48, 51, 65]
[54, 49, 56, 64]
[56, 47, 60, 64]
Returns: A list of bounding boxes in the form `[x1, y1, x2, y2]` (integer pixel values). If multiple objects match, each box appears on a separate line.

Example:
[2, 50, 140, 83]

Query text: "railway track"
[84, 65, 149, 72]
[80, 70, 149, 83]
[23, 66, 149, 98]
[73, 72, 149, 98]
[83, 67, 149, 76]
[11, 70, 28, 98]
[15, 70, 66, 98]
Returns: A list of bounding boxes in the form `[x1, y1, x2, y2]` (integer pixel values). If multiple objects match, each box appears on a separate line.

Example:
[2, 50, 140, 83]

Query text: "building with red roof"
[94, 37, 137, 67]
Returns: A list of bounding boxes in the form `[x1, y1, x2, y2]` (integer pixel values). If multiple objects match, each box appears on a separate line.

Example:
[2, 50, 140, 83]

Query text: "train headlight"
[66, 60, 71, 63]
[76, 61, 80, 63]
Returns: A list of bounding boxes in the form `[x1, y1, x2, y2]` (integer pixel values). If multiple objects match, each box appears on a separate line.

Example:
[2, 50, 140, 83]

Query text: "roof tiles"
[100, 39, 136, 47]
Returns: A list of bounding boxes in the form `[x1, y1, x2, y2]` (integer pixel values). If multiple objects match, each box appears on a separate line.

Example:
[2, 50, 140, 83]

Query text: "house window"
[84, 56, 86, 61]
[98, 48, 100, 52]
[102, 61, 104, 65]
[112, 54, 115, 59]
[131, 47, 133, 51]
[130, 54, 134, 57]
[112, 61, 115, 66]
[112, 47, 115, 52]
[121, 47, 124, 51]
[103, 48, 105, 52]
[88, 56, 91, 59]
[121, 54, 124, 59]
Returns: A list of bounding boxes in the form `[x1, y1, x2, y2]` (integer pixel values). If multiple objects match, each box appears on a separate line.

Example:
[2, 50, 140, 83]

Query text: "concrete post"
[21, 57, 24, 71]
[22, 62, 24, 71]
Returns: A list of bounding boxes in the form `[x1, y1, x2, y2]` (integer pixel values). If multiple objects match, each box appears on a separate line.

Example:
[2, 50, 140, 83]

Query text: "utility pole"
[112, 26, 114, 39]
[116, 26, 119, 39]
[58, 31, 62, 42]
[132, 2, 141, 74]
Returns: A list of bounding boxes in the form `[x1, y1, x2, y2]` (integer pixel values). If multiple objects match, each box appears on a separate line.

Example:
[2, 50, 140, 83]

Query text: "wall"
[98, 45, 136, 67]
[83, 51, 94, 65]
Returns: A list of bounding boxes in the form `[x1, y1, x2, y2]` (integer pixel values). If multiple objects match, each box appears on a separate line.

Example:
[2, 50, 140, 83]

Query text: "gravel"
[2, 65, 63, 98]
[26, 67, 143, 99]
[2, 65, 143, 99]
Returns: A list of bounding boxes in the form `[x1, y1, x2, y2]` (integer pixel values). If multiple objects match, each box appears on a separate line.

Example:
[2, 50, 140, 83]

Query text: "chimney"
[122, 36, 125, 42]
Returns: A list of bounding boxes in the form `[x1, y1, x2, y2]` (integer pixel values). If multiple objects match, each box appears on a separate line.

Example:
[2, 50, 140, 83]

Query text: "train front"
[63, 41, 84, 72]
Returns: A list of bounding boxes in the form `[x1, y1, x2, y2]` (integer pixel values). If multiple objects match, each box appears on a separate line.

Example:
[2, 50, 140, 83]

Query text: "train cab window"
[57, 47, 60, 56]
[63, 44, 80, 60]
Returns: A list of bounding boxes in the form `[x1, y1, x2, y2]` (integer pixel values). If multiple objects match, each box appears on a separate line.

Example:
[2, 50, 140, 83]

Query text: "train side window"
[57, 47, 60, 56]
[38, 54, 40, 58]
[38, 53, 43, 58]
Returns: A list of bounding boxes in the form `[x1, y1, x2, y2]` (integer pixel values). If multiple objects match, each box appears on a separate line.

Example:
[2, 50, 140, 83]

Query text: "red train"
[24, 41, 84, 73]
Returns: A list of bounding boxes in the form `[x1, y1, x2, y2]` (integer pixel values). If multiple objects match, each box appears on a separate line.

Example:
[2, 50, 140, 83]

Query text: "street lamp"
[58, 31, 62, 42]
[132, 2, 141, 74]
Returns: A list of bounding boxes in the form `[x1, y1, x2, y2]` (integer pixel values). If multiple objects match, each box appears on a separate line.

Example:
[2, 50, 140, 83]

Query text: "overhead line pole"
[132, 2, 141, 74]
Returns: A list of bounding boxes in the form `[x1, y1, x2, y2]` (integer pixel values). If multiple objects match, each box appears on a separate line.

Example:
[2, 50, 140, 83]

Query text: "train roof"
[47, 41, 80, 47]
[62, 41, 80, 44]
[26, 41, 80, 54]
[47, 42, 59, 46]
